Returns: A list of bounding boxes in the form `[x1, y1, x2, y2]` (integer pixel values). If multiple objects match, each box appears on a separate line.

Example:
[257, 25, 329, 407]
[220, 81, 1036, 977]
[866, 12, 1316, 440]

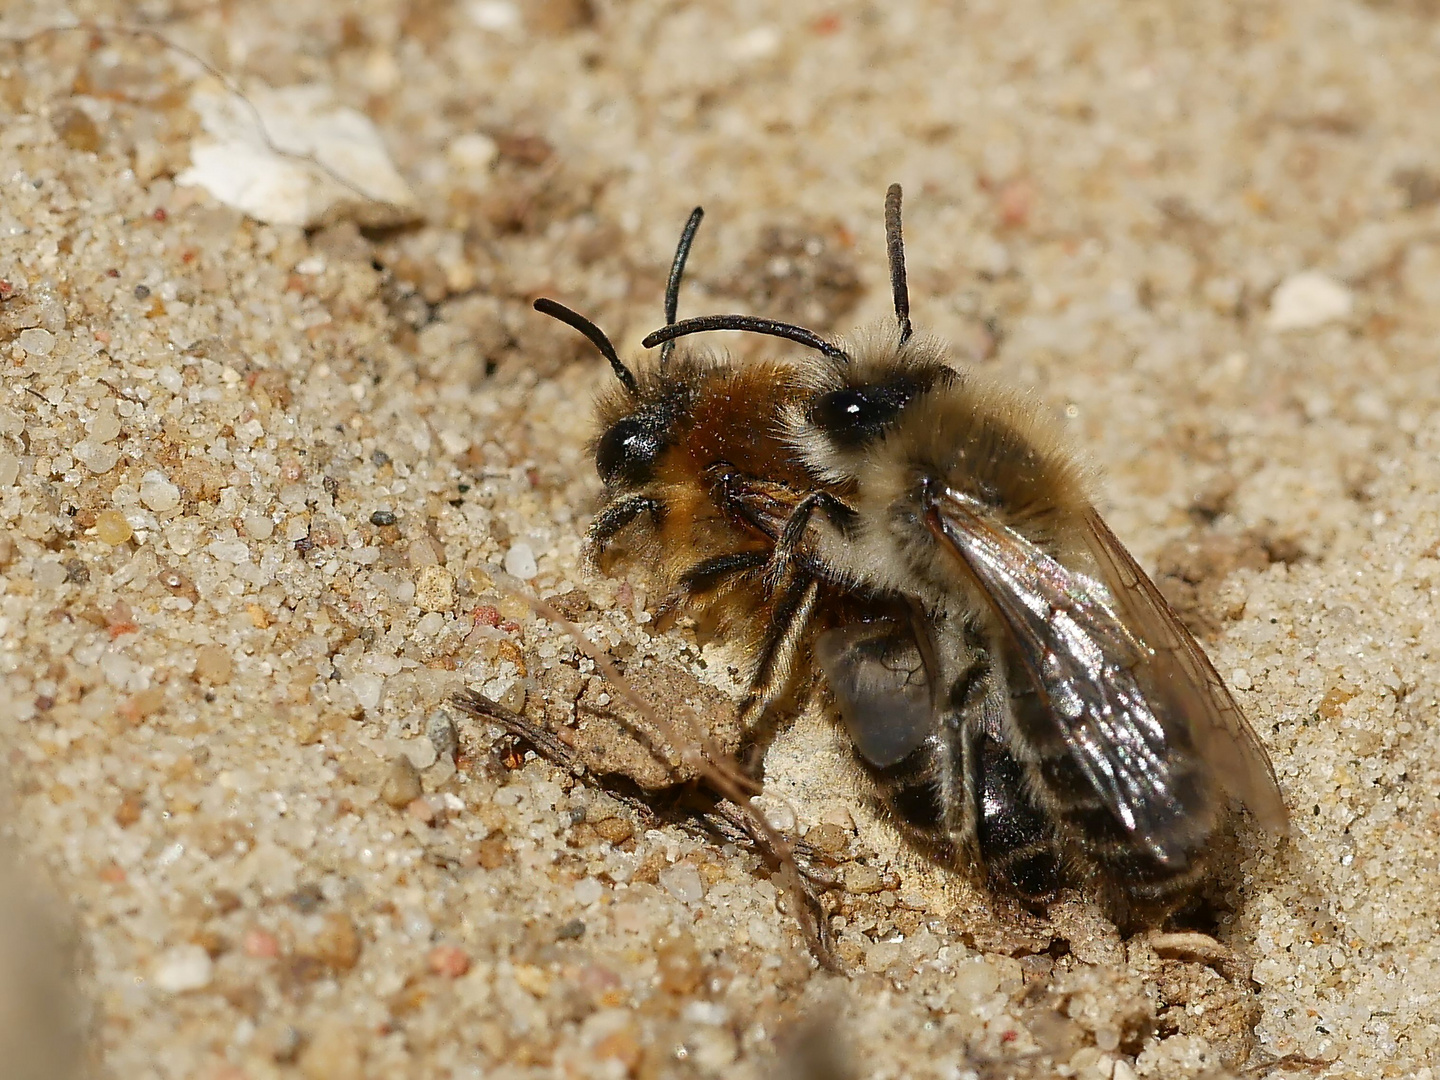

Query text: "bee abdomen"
[1032, 750, 1222, 916]
[864, 736, 966, 852]
[973, 736, 1063, 902]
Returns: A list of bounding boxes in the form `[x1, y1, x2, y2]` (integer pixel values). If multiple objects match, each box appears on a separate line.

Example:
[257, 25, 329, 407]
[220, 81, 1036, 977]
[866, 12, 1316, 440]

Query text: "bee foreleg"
[761, 491, 856, 593]
[584, 494, 663, 565]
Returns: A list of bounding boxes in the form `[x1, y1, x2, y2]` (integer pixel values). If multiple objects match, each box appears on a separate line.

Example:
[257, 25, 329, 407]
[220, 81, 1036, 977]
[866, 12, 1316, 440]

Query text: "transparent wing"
[927, 489, 1286, 858]
[814, 621, 934, 770]
[1078, 510, 1287, 832]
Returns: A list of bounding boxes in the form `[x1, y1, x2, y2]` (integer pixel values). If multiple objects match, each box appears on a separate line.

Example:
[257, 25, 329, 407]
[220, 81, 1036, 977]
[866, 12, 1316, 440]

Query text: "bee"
[641, 185, 1289, 925]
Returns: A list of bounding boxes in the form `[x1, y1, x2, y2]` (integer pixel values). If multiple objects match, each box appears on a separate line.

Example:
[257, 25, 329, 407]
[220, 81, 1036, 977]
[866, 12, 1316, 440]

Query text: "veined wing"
[926, 486, 1284, 862]
[1079, 510, 1287, 832]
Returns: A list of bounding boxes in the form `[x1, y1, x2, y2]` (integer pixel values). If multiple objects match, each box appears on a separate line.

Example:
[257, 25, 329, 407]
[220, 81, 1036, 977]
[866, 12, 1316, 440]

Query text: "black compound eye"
[810, 377, 920, 448]
[596, 416, 664, 486]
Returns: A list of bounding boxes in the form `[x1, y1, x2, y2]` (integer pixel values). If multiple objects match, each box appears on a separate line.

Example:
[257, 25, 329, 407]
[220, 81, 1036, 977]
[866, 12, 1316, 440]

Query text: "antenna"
[532, 298, 637, 394]
[662, 207, 704, 367]
[885, 183, 912, 345]
[642, 314, 850, 365]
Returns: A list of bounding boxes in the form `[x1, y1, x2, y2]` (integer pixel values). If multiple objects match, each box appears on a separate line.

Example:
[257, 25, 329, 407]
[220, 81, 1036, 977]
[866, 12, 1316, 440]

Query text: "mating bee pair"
[534, 185, 1286, 925]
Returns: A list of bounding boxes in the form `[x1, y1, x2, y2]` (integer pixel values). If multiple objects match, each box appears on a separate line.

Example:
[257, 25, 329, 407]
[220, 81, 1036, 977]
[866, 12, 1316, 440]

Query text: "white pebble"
[242, 514, 274, 540]
[89, 410, 122, 442]
[1266, 271, 1353, 331]
[750, 795, 796, 833]
[139, 470, 181, 512]
[74, 440, 120, 474]
[207, 538, 251, 563]
[347, 672, 384, 711]
[504, 542, 538, 580]
[659, 865, 705, 904]
[17, 328, 55, 355]
[1230, 668, 1254, 691]
[468, 0, 520, 30]
[730, 25, 780, 60]
[403, 737, 438, 771]
[448, 132, 498, 172]
[153, 944, 214, 993]
[34, 560, 67, 589]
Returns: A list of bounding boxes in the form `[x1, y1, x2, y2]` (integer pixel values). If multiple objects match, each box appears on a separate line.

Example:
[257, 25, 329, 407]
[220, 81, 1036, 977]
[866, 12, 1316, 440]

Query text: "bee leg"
[583, 494, 663, 566]
[760, 491, 856, 593]
[650, 551, 771, 630]
[738, 574, 822, 739]
[676, 550, 770, 598]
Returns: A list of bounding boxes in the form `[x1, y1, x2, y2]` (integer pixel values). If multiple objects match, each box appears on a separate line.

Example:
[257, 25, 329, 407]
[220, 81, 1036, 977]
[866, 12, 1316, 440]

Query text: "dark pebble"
[556, 919, 586, 940]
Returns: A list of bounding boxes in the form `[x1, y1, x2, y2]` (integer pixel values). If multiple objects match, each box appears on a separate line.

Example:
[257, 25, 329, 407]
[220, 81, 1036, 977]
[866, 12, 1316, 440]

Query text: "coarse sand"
[2, 2, 1439, 1077]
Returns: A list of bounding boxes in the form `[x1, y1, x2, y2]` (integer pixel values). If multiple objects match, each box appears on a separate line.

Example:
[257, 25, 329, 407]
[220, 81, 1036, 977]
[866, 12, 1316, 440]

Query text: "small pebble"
[503, 542, 538, 580]
[55, 105, 102, 152]
[17, 328, 55, 356]
[403, 736, 439, 771]
[242, 927, 280, 959]
[347, 672, 383, 711]
[370, 509, 396, 526]
[512, 963, 552, 997]
[194, 645, 234, 685]
[74, 440, 120, 474]
[153, 943, 214, 992]
[573, 878, 603, 906]
[448, 131, 499, 172]
[35, 560, 67, 589]
[751, 795, 796, 832]
[243, 513, 274, 539]
[841, 863, 884, 894]
[89, 409, 122, 442]
[426, 709, 459, 758]
[1230, 667, 1254, 691]
[1266, 270, 1353, 331]
[414, 565, 456, 612]
[428, 944, 471, 978]
[381, 756, 423, 808]
[951, 956, 1001, 1001]
[139, 469, 181, 512]
[556, 918, 586, 940]
[659, 864, 705, 904]
[804, 822, 850, 855]
[820, 806, 857, 831]
[94, 510, 134, 545]
[308, 911, 361, 971]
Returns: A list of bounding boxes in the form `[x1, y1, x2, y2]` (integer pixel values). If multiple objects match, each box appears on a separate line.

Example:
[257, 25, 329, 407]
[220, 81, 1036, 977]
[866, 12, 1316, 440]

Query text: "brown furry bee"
[533, 210, 839, 723]
[640, 186, 1288, 924]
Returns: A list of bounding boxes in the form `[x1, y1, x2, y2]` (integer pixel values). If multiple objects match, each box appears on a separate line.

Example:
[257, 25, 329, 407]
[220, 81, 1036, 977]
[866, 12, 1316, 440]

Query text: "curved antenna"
[885, 183, 913, 345]
[532, 297, 637, 395]
[661, 207, 705, 368]
[642, 314, 850, 365]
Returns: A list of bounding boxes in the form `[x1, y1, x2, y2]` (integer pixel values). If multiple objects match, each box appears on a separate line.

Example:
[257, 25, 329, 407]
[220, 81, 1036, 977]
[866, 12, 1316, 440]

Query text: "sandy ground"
[2, 1, 1439, 1077]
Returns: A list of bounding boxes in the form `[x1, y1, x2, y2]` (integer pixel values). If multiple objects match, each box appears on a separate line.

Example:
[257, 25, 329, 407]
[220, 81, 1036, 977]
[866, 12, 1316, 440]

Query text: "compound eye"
[596, 416, 663, 486]
[810, 380, 916, 448]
